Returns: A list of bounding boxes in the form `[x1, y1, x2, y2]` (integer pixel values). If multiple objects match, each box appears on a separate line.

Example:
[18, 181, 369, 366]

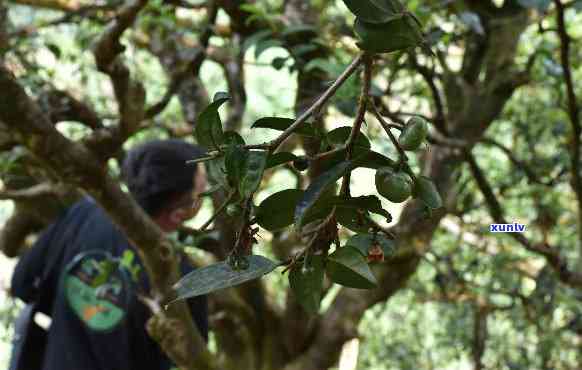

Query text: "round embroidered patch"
[63, 251, 130, 332]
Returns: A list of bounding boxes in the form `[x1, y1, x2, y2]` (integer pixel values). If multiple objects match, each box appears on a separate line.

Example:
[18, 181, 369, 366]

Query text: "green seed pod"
[414, 176, 443, 209]
[293, 156, 310, 171]
[375, 167, 413, 203]
[398, 116, 429, 151]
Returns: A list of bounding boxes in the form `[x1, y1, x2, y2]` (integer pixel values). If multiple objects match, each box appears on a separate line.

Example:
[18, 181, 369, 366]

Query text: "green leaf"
[256, 189, 304, 231]
[369, 0, 404, 13]
[213, 91, 229, 102]
[172, 255, 280, 301]
[290, 44, 319, 58]
[46, 43, 62, 59]
[294, 161, 353, 231]
[225, 145, 248, 186]
[333, 195, 391, 220]
[414, 176, 443, 209]
[206, 157, 229, 189]
[224, 131, 246, 146]
[272, 57, 288, 70]
[352, 150, 397, 169]
[289, 255, 325, 313]
[256, 189, 335, 231]
[335, 206, 374, 233]
[239, 150, 268, 198]
[341, 0, 399, 23]
[195, 93, 229, 150]
[327, 126, 371, 149]
[326, 247, 377, 289]
[354, 13, 424, 54]
[347, 233, 395, 257]
[266, 152, 298, 169]
[251, 117, 317, 137]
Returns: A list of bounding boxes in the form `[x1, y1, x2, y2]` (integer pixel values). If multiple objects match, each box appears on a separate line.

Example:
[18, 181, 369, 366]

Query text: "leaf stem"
[310, 146, 346, 161]
[186, 153, 222, 165]
[199, 191, 236, 231]
[371, 101, 408, 163]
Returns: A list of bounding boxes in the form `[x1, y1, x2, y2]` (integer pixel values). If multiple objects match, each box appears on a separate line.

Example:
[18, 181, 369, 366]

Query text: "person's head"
[121, 139, 207, 232]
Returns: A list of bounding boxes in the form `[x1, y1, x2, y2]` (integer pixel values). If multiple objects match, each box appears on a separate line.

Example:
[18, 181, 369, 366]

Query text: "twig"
[340, 54, 372, 196]
[268, 54, 365, 152]
[199, 191, 235, 231]
[310, 146, 346, 161]
[367, 216, 396, 239]
[186, 153, 222, 165]
[409, 53, 447, 133]
[300, 208, 337, 237]
[280, 234, 319, 274]
[345, 55, 373, 159]
[371, 101, 408, 163]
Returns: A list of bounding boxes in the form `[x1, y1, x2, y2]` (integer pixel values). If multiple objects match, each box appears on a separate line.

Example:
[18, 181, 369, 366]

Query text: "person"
[9, 139, 209, 370]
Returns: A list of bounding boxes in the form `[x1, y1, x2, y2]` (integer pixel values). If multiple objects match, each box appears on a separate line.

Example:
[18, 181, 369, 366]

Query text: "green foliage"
[354, 14, 424, 54]
[251, 117, 318, 137]
[238, 150, 268, 199]
[413, 176, 443, 210]
[172, 255, 280, 301]
[294, 161, 353, 231]
[341, 0, 403, 24]
[289, 255, 325, 313]
[256, 189, 304, 231]
[326, 126, 371, 149]
[326, 246, 378, 289]
[194, 93, 229, 151]
[266, 152, 298, 169]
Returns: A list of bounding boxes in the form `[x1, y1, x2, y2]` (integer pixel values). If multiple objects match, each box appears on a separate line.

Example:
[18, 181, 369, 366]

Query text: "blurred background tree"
[1, 0, 582, 369]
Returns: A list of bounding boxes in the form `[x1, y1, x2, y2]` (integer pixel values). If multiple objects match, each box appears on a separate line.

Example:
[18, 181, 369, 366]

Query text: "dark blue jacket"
[11, 197, 208, 370]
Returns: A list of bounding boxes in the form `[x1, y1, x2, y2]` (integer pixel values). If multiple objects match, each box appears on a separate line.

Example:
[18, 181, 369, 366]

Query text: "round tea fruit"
[375, 167, 413, 203]
[398, 116, 429, 151]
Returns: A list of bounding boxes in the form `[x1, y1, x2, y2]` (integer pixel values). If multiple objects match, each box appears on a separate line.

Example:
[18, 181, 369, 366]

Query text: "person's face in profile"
[156, 164, 207, 232]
